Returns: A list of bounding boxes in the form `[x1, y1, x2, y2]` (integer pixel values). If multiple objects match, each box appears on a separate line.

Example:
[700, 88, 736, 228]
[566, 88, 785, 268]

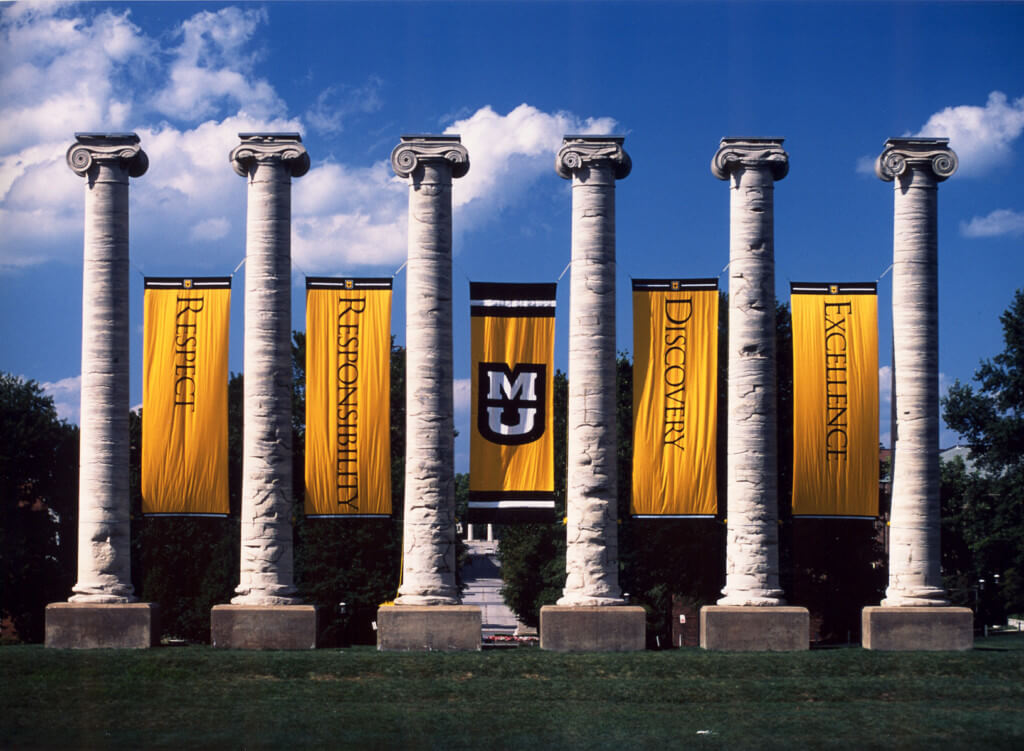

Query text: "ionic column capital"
[66, 132, 148, 178]
[230, 133, 310, 178]
[875, 138, 958, 183]
[711, 138, 788, 182]
[390, 135, 470, 179]
[556, 135, 631, 180]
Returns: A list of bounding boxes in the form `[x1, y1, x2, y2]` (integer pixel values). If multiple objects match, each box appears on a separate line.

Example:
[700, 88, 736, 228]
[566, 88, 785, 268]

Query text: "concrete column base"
[862, 606, 973, 651]
[700, 606, 810, 651]
[376, 605, 482, 651]
[540, 606, 646, 652]
[45, 602, 159, 649]
[210, 605, 318, 649]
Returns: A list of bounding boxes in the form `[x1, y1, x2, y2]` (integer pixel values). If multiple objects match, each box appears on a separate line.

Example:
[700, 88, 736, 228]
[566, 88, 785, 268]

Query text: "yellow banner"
[791, 282, 879, 517]
[305, 278, 392, 517]
[631, 279, 719, 517]
[142, 278, 230, 515]
[469, 282, 556, 523]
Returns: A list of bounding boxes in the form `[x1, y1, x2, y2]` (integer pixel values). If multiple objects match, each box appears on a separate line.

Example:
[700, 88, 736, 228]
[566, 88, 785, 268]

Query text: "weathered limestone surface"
[391, 136, 469, 605]
[540, 605, 645, 652]
[862, 606, 972, 650]
[230, 134, 310, 606]
[555, 136, 631, 606]
[211, 605, 318, 649]
[376, 606, 481, 651]
[701, 606, 809, 651]
[875, 139, 958, 607]
[45, 603, 159, 648]
[65, 133, 148, 603]
[712, 138, 789, 606]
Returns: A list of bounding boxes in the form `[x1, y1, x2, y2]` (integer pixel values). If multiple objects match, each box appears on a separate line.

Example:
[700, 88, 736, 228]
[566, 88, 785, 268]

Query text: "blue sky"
[2, 1, 1022, 471]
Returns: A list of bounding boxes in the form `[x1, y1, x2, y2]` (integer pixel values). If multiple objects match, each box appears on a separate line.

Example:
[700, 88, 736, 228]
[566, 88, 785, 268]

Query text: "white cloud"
[292, 160, 407, 272]
[855, 155, 876, 175]
[446, 104, 618, 223]
[41, 374, 81, 424]
[305, 78, 383, 135]
[190, 216, 230, 242]
[855, 91, 1024, 177]
[291, 104, 618, 274]
[0, 6, 615, 278]
[151, 7, 282, 122]
[912, 91, 1024, 177]
[453, 377, 472, 413]
[960, 208, 1024, 238]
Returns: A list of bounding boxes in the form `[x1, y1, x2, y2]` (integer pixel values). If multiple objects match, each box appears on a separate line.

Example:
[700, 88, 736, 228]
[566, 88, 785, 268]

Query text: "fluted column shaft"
[392, 136, 469, 605]
[712, 138, 788, 606]
[230, 134, 309, 605]
[556, 136, 630, 606]
[876, 138, 958, 606]
[67, 134, 147, 603]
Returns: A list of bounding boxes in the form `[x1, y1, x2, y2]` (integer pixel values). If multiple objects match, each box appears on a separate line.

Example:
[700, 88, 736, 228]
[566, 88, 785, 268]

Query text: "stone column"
[700, 138, 807, 651]
[376, 135, 480, 651]
[46, 133, 156, 648]
[863, 138, 971, 650]
[539, 136, 644, 653]
[211, 134, 317, 649]
[230, 133, 309, 605]
[556, 136, 630, 606]
[391, 135, 468, 606]
[713, 138, 788, 607]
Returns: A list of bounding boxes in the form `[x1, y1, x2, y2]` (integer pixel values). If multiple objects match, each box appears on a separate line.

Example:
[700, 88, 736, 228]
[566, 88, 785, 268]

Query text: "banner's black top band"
[306, 277, 393, 290]
[470, 281, 557, 317]
[470, 306, 555, 318]
[469, 281, 557, 301]
[632, 278, 718, 291]
[790, 281, 877, 295]
[144, 277, 231, 289]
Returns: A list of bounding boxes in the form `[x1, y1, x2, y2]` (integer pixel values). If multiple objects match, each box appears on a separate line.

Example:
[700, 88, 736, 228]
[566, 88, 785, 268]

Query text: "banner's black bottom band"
[467, 506, 556, 525]
[142, 513, 229, 518]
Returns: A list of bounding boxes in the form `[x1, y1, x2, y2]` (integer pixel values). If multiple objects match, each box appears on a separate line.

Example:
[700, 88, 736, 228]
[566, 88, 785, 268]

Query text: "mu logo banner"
[631, 279, 719, 517]
[305, 278, 392, 517]
[469, 282, 556, 523]
[142, 277, 230, 516]
[791, 282, 879, 518]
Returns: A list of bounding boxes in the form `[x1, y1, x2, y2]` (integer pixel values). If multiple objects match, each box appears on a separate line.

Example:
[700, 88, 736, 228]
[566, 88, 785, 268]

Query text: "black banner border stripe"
[790, 281, 877, 295]
[306, 276, 393, 290]
[144, 276, 231, 289]
[631, 278, 719, 291]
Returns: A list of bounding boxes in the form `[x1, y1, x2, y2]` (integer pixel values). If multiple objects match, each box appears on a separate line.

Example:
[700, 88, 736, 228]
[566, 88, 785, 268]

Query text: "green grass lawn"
[3, 634, 1023, 750]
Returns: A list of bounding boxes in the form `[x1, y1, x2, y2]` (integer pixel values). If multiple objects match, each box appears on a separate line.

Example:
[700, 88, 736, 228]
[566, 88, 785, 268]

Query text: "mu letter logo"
[477, 363, 546, 445]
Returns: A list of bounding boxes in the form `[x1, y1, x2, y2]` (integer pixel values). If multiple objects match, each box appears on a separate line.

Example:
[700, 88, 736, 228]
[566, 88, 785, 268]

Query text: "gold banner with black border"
[631, 279, 719, 517]
[791, 282, 879, 518]
[142, 277, 230, 516]
[305, 278, 392, 517]
[469, 282, 556, 523]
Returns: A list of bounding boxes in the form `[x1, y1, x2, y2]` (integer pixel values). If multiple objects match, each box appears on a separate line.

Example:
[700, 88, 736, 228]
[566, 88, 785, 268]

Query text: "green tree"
[293, 334, 404, 645]
[0, 374, 79, 643]
[942, 289, 1024, 618]
[498, 369, 568, 628]
[130, 376, 241, 643]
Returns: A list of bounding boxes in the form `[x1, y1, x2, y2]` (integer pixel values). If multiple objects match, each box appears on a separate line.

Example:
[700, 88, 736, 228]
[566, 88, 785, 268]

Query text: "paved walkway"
[461, 541, 519, 635]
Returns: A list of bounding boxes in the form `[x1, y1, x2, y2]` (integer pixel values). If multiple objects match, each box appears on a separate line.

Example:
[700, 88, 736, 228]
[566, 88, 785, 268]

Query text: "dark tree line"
[941, 289, 1024, 622]
[7, 291, 1018, 643]
[1, 375, 79, 643]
